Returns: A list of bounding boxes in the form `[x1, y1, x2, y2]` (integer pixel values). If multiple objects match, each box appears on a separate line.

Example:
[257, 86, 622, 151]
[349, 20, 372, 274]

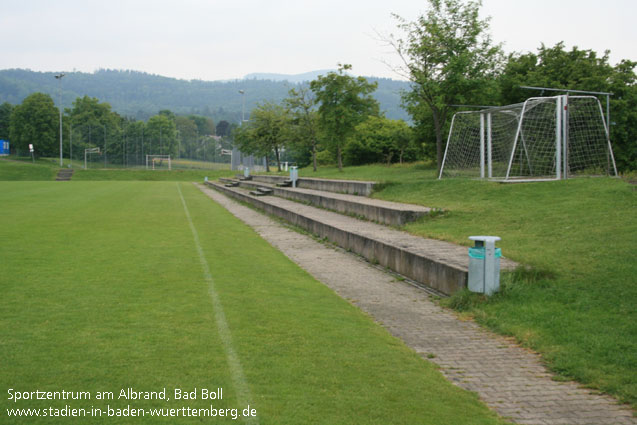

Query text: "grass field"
[301, 163, 637, 408]
[0, 178, 507, 424]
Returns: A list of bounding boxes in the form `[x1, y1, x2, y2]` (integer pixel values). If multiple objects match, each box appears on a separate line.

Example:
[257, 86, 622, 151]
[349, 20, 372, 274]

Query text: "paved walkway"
[198, 184, 636, 425]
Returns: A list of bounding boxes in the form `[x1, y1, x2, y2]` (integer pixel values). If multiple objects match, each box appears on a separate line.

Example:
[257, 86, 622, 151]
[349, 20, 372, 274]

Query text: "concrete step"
[206, 181, 517, 295]
[223, 179, 431, 226]
[56, 169, 74, 181]
[251, 175, 375, 196]
[276, 180, 293, 187]
[249, 187, 273, 196]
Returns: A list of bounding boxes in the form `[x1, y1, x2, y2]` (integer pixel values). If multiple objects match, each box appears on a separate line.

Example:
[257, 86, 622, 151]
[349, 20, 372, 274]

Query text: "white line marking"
[177, 183, 258, 424]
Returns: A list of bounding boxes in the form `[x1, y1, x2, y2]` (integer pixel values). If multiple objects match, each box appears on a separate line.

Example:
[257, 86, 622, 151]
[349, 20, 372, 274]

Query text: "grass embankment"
[0, 157, 234, 181]
[302, 163, 637, 408]
[0, 158, 59, 180]
[0, 181, 506, 424]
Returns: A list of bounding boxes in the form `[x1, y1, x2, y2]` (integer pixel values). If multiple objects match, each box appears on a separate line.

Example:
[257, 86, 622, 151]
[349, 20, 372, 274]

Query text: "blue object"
[0, 139, 9, 156]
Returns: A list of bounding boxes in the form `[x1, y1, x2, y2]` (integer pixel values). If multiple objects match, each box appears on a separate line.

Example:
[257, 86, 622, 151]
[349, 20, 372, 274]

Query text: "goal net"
[146, 155, 172, 170]
[439, 96, 617, 181]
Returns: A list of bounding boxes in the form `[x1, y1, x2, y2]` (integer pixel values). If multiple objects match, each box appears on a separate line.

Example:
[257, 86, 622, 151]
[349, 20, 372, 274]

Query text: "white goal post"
[146, 155, 172, 170]
[84, 147, 100, 169]
[439, 95, 618, 181]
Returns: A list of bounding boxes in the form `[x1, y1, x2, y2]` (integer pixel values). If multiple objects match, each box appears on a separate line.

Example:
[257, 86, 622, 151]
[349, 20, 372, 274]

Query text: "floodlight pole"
[239, 90, 246, 122]
[55, 73, 65, 166]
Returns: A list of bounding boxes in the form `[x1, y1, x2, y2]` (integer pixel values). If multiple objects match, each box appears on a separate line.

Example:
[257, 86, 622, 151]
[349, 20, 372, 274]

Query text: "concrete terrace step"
[206, 181, 517, 295]
[250, 174, 375, 196]
[221, 177, 430, 226]
[56, 169, 74, 181]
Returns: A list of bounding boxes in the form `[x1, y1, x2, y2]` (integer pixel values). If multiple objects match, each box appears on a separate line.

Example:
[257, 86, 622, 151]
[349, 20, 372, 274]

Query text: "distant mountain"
[0, 68, 410, 123]
[243, 70, 336, 83]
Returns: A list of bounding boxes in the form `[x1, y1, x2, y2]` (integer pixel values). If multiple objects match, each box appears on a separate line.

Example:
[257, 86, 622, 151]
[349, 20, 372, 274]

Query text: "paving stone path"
[198, 184, 636, 425]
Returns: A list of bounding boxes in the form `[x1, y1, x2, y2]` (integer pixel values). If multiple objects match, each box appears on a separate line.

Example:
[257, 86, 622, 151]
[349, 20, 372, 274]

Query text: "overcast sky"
[1, 0, 634, 81]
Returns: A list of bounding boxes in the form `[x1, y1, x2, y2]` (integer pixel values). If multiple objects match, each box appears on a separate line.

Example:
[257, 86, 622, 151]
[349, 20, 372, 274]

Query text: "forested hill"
[0, 69, 410, 123]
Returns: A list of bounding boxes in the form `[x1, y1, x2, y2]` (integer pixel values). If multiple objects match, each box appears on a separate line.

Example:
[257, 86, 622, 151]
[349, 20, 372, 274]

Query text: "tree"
[146, 114, 177, 156]
[0, 102, 14, 141]
[9, 93, 58, 156]
[389, 0, 503, 171]
[498, 43, 637, 171]
[67, 96, 123, 162]
[310, 64, 379, 171]
[216, 120, 231, 137]
[234, 102, 290, 172]
[175, 116, 199, 159]
[344, 116, 415, 166]
[285, 86, 320, 171]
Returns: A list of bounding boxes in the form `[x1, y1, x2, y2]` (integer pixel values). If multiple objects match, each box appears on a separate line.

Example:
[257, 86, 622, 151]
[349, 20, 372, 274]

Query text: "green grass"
[303, 163, 637, 408]
[71, 168, 233, 181]
[0, 181, 507, 424]
[0, 158, 59, 180]
[0, 157, 234, 181]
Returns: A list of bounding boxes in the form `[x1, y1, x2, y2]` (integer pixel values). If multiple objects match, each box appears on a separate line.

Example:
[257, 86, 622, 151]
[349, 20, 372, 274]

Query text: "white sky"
[1, 0, 635, 81]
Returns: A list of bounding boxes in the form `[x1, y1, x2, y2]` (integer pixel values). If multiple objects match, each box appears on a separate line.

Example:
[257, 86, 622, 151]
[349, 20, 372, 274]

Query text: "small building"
[0, 140, 9, 156]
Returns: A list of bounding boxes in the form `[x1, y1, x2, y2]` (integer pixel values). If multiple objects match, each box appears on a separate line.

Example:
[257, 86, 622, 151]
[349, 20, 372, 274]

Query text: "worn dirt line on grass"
[197, 183, 636, 425]
[177, 183, 259, 425]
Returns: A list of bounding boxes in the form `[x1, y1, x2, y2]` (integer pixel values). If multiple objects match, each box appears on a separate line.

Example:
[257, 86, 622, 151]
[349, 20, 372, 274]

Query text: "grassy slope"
[302, 163, 637, 408]
[0, 181, 506, 424]
[0, 157, 234, 181]
[0, 158, 59, 180]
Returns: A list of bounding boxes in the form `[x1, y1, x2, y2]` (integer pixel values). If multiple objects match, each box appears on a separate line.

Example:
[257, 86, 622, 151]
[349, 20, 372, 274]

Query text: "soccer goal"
[146, 155, 172, 170]
[439, 95, 618, 181]
[84, 147, 101, 169]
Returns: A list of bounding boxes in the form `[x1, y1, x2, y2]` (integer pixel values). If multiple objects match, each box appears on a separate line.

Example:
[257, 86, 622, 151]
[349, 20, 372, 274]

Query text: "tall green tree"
[389, 0, 503, 171]
[0, 102, 14, 141]
[146, 114, 177, 156]
[285, 87, 320, 171]
[9, 93, 58, 156]
[310, 64, 379, 171]
[234, 102, 290, 172]
[67, 96, 122, 162]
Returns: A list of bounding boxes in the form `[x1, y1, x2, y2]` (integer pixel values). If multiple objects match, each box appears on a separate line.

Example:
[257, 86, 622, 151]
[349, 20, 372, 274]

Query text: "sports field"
[0, 179, 506, 424]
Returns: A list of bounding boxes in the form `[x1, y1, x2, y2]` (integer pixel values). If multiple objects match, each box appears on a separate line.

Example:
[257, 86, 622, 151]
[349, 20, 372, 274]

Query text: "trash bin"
[468, 236, 502, 296]
[290, 166, 298, 188]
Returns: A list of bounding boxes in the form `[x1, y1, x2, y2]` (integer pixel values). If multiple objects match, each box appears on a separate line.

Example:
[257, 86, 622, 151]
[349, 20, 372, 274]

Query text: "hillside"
[0, 68, 410, 123]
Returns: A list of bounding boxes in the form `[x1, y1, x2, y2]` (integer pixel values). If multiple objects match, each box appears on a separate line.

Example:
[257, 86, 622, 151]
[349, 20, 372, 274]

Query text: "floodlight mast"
[55, 73, 65, 166]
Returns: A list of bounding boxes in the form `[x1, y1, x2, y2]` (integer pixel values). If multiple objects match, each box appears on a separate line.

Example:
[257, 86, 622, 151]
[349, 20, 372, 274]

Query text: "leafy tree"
[188, 115, 215, 136]
[9, 92, 58, 156]
[285, 87, 320, 171]
[234, 102, 290, 172]
[216, 120, 231, 137]
[67, 96, 122, 162]
[146, 114, 177, 156]
[0, 102, 14, 141]
[175, 116, 199, 159]
[344, 116, 416, 166]
[498, 43, 637, 171]
[310, 64, 379, 171]
[389, 0, 503, 171]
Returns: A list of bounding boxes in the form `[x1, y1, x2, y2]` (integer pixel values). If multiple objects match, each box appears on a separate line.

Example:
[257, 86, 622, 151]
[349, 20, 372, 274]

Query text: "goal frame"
[439, 95, 618, 181]
[146, 155, 172, 170]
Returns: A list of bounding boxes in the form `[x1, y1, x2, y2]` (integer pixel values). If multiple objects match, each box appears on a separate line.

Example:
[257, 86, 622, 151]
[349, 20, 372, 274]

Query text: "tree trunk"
[399, 149, 404, 164]
[275, 147, 281, 171]
[265, 156, 270, 172]
[432, 109, 444, 174]
[337, 145, 343, 172]
[312, 139, 317, 172]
